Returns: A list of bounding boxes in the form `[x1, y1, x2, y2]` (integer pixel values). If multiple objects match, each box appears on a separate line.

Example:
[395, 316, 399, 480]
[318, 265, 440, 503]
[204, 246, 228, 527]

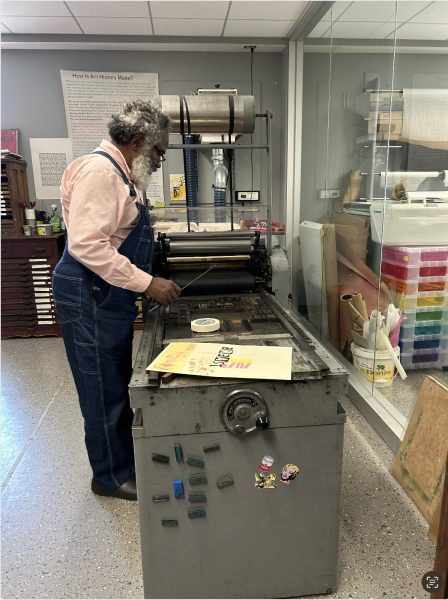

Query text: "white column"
[285, 40, 304, 312]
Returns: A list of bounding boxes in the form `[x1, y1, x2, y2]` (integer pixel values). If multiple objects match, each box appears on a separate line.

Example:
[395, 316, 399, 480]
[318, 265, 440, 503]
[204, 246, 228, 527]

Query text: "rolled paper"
[348, 302, 367, 335]
[339, 170, 363, 209]
[350, 292, 368, 322]
[341, 294, 354, 345]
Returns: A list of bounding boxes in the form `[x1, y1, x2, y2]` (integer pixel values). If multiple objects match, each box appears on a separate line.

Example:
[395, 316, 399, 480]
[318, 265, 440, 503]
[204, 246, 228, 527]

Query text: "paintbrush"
[147, 265, 215, 313]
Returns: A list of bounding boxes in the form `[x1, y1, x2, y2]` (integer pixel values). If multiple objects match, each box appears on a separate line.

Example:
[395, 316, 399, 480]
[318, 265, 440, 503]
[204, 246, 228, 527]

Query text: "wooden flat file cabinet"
[1, 234, 66, 339]
[1, 157, 28, 236]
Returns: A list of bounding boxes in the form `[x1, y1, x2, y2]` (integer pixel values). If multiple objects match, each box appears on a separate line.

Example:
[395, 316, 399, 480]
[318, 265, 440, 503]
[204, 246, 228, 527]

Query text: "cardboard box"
[332, 211, 369, 263]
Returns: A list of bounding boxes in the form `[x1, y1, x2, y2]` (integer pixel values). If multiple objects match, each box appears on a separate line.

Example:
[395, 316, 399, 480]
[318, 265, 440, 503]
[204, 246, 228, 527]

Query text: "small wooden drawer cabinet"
[1, 234, 66, 339]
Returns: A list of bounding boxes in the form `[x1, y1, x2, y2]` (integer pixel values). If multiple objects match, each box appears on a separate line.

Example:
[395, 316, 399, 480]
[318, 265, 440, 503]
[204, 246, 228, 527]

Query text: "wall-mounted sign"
[1, 130, 18, 154]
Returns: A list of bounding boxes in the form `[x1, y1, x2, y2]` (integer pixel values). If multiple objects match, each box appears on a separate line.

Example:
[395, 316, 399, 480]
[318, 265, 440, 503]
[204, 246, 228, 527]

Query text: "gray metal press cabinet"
[130, 297, 347, 599]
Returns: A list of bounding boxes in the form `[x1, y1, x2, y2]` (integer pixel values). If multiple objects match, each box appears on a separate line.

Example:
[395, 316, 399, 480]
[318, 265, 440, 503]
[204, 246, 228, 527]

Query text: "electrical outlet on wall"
[317, 189, 340, 200]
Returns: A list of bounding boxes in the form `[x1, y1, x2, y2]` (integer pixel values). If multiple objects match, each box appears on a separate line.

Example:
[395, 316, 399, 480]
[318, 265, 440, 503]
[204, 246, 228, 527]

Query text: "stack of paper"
[1, 149, 22, 160]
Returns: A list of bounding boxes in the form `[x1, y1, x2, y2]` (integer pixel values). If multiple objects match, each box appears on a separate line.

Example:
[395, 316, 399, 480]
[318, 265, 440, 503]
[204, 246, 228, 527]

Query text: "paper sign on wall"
[170, 174, 186, 202]
[30, 138, 73, 199]
[60, 70, 164, 205]
[147, 342, 292, 381]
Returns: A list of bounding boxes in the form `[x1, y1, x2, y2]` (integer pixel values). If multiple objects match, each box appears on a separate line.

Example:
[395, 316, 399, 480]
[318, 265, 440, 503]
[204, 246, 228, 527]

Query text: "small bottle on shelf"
[50, 204, 61, 233]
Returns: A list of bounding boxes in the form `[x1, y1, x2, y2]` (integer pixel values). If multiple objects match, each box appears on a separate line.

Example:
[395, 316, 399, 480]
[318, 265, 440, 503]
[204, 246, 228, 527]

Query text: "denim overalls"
[53, 152, 154, 490]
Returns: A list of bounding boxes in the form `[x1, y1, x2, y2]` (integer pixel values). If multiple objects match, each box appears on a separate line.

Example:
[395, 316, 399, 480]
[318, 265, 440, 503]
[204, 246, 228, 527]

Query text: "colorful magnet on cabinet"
[216, 476, 234, 489]
[188, 509, 206, 519]
[152, 495, 170, 502]
[188, 494, 206, 503]
[151, 453, 170, 464]
[254, 473, 277, 489]
[280, 464, 299, 485]
[258, 454, 275, 473]
[173, 479, 184, 498]
[203, 443, 220, 453]
[189, 476, 207, 485]
[174, 443, 183, 462]
[162, 519, 178, 527]
[186, 457, 205, 468]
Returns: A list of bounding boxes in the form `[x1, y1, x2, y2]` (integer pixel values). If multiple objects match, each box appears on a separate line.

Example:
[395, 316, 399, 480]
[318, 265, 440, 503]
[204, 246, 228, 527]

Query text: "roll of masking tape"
[191, 318, 220, 333]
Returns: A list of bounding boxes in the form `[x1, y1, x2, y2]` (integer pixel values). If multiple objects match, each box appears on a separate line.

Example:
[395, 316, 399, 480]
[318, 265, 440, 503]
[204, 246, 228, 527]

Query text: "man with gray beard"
[53, 100, 180, 500]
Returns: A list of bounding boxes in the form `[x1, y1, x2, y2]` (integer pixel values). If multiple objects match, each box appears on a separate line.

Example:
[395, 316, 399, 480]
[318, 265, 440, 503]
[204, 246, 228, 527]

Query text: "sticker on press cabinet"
[280, 464, 299, 485]
[254, 473, 277, 489]
[258, 454, 275, 473]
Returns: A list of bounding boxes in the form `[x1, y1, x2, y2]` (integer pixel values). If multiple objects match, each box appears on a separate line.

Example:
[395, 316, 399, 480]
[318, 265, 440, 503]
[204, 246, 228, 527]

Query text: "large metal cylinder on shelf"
[154, 95, 256, 135]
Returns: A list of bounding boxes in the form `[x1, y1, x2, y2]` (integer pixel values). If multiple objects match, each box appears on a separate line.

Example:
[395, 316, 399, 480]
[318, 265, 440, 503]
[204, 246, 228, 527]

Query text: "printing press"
[129, 93, 348, 599]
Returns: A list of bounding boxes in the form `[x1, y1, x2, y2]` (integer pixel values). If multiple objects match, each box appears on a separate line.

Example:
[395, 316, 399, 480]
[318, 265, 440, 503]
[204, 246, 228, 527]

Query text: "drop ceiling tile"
[322, 21, 388, 38]
[67, 1, 149, 18]
[307, 21, 332, 38]
[391, 22, 448, 39]
[224, 19, 296, 37]
[321, 1, 353, 21]
[1, 22, 12, 33]
[150, 1, 229, 19]
[1, 1, 70, 17]
[368, 22, 403, 38]
[1, 16, 81, 34]
[228, 1, 308, 21]
[387, 1, 433, 22]
[338, 1, 398, 22]
[77, 17, 153, 35]
[153, 18, 224, 36]
[409, 2, 448, 23]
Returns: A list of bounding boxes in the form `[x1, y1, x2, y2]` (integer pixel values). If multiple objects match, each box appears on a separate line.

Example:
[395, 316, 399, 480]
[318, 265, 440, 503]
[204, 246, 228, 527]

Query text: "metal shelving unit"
[164, 110, 274, 254]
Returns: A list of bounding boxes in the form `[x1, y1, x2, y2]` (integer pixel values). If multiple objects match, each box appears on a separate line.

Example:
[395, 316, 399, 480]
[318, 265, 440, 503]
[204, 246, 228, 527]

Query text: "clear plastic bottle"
[50, 204, 61, 233]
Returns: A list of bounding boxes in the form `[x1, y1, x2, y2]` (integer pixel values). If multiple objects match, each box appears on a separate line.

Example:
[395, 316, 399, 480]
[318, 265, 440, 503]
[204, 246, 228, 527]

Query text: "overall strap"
[91, 150, 137, 197]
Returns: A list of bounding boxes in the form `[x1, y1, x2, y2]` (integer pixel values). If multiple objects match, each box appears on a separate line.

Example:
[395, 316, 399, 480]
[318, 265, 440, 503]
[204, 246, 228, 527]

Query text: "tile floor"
[1, 333, 436, 599]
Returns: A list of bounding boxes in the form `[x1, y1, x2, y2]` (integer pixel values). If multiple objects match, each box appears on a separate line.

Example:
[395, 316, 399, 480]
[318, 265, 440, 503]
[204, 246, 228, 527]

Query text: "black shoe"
[91, 475, 137, 501]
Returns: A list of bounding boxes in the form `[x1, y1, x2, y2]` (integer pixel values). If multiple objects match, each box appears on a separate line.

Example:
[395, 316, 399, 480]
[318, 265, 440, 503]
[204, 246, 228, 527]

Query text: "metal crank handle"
[147, 265, 215, 314]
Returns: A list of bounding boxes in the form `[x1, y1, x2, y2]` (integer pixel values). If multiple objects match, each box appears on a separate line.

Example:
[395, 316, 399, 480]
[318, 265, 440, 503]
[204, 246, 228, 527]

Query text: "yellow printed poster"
[170, 174, 186, 202]
[147, 343, 292, 381]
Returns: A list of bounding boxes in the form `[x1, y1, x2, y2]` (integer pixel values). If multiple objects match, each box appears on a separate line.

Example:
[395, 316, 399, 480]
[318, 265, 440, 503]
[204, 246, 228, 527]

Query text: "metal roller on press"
[154, 93, 256, 135]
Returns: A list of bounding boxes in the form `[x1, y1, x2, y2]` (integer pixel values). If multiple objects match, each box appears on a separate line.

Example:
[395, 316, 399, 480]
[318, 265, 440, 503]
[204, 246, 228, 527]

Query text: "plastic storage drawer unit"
[382, 260, 448, 281]
[400, 348, 448, 370]
[400, 321, 448, 339]
[382, 275, 448, 296]
[382, 246, 448, 266]
[402, 307, 448, 325]
[392, 291, 448, 311]
[399, 335, 448, 354]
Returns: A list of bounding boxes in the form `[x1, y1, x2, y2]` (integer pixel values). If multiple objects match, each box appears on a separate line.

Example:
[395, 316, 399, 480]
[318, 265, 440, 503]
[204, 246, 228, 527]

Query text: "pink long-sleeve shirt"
[60, 140, 153, 293]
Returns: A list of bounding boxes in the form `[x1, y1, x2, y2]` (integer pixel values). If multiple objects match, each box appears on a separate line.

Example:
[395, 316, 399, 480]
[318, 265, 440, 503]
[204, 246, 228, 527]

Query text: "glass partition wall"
[299, 1, 448, 434]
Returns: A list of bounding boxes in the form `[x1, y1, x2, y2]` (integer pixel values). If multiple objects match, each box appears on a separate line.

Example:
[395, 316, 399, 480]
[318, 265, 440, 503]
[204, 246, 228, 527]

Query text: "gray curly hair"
[108, 99, 171, 146]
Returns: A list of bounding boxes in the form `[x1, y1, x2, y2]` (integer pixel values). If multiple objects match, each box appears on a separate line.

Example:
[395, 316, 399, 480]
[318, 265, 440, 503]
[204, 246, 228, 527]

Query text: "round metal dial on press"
[219, 389, 270, 435]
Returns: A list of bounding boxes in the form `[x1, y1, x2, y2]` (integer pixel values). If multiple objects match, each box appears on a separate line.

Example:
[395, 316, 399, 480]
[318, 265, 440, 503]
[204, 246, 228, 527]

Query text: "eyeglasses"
[154, 146, 166, 162]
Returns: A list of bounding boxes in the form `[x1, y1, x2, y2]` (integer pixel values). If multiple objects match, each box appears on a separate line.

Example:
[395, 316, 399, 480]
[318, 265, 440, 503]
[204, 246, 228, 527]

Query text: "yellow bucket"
[351, 343, 400, 388]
